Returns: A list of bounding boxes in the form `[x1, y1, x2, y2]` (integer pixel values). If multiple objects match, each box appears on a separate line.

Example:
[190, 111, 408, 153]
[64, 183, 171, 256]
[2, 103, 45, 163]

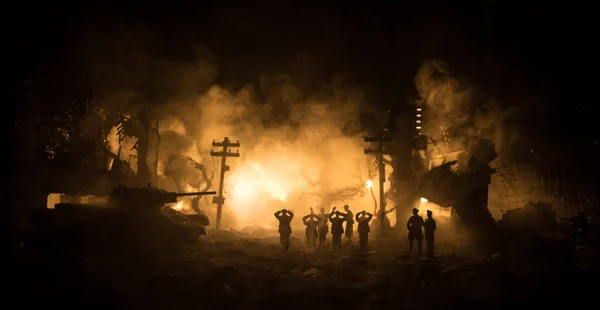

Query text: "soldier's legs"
[408, 235, 414, 252]
[359, 233, 368, 250]
[417, 237, 423, 257]
[319, 233, 326, 245]
[344, 234, 352, 247]
[426, 238, 434, 257]
[281, 234, 290, 251]
[332, 234, 340, 249]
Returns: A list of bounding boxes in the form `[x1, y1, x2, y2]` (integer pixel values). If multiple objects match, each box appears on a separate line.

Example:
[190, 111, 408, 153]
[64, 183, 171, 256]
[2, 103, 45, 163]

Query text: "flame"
[365, 180, 374, 189]
[413, 198, 452, 218]
[230, 163, 294, 204]
[172, 201, 183, 211]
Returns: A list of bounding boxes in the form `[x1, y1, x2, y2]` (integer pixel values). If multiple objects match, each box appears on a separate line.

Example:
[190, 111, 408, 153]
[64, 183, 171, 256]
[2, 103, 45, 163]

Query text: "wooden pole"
[364, 132, 396, 245]
[210, 137, 240, 230]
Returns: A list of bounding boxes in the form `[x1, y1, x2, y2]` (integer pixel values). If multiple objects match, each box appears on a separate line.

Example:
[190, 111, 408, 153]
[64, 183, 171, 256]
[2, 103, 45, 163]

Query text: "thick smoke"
[415, 59, 546, 217]
[157, 80, 378, 229]
[82, 23, 379, 230]
[81, 22, 546, 229]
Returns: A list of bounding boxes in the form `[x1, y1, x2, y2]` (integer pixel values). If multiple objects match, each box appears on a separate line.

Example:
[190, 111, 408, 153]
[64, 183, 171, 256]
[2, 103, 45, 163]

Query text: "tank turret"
[28, 185, 217, 256]
[107, 185, 216, 212]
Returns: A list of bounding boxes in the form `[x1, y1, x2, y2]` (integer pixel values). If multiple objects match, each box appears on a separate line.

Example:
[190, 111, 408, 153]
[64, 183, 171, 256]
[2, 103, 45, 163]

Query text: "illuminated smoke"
[82, 23, 385, 230]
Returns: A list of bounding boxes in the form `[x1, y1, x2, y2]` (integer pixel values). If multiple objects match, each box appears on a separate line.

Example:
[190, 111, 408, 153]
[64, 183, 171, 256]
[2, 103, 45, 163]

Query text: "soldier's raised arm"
[355, 212, 361, 222]
[302, 214, 311, 225]
[329, 211, 337, 221]
[288, 210, 295, 219]
[274, 210, 282, 219]
[365, 212, 373, 221]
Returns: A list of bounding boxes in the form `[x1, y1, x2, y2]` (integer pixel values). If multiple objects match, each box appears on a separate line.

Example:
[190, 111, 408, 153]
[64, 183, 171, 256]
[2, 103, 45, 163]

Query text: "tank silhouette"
[29, 184, 216, 255]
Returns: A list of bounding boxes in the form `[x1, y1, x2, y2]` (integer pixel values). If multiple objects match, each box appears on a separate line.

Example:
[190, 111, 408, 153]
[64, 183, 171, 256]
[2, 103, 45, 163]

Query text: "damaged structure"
[360, 59, 502, 249]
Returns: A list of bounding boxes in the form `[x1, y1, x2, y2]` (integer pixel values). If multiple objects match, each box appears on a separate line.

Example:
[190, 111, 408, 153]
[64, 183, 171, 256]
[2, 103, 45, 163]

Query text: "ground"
[9, 228, 598, 309]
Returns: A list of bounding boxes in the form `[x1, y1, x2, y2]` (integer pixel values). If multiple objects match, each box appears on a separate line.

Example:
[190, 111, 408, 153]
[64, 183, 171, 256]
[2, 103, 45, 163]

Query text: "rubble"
[13, 224, 599, 309]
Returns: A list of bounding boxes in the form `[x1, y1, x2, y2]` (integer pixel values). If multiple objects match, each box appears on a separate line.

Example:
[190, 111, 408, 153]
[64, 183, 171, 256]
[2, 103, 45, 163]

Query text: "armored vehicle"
[28, 184, 216, 255]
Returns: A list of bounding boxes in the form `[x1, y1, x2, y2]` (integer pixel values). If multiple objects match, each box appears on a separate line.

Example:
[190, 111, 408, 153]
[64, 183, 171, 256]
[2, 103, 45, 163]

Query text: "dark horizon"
[16, 1, 597, 155]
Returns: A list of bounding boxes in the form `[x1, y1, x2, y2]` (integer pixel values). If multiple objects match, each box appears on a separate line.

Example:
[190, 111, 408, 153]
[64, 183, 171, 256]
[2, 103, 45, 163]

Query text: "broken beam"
[364, 149, 398, 155]
[364, 136, 393, 143]
[209, 151, 240, 157]
[212, 141, 241, 148]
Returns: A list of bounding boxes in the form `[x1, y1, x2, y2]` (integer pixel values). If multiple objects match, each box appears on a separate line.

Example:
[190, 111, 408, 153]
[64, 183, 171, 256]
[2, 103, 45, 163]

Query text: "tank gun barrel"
[175, 191, 217, 197]
[160, 191, 217, 204]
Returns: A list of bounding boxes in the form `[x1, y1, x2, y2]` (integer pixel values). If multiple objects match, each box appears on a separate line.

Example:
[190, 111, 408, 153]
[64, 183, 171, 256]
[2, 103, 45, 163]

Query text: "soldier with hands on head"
[274, 209, 294, 251]
[329, 206, 347, 250]
[356, 210, 373, 250]
[302, 207, 319, 248]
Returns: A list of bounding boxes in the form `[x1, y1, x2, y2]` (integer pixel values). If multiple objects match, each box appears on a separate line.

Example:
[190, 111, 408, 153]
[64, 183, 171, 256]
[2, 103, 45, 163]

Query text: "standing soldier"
[424, 210, 437, 258]
[356, 210, 373, 250]
[329, 207, 346, 250]
[343, 205, 354, 246]
[316, 207, 330, 247]
[302, 207, 319, 248]
[274, 209, 294, 251]
[407, 208, 424, 257]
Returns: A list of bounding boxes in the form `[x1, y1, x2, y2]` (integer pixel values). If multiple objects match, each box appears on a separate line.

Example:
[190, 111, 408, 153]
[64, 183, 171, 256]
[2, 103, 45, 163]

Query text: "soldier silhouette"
[424, 210, 437, 258]
[274, 209, 294, 251]
[302, 207, 319, 248]
[343, 205, 354, 246]
[329, 207, 346, 250]
[407, 208, 424, 257]
[356, 210, 373, 250]
[316, 207, 330, 247]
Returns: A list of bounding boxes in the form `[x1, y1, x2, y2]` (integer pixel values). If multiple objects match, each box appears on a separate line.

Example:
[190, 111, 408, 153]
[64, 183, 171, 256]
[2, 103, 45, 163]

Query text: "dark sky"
[14, 0, 597, 156]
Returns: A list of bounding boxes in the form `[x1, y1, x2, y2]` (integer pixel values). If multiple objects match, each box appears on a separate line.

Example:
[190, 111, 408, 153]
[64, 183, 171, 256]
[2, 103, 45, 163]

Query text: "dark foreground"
[8, 229, 599, 310]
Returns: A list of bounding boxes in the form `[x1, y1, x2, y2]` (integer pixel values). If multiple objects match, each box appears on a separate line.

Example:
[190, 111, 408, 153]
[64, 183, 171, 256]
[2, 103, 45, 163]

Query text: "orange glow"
[172, 201, 183, 211]
[412, 198, 451, 218]
[230, 163, 292, 203]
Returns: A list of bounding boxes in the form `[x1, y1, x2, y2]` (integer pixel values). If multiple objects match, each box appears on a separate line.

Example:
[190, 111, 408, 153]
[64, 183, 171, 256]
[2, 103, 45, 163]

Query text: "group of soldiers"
[274, 205, 438, 257]
[274, 205, 374, 252]
[406, 207, 437, 258]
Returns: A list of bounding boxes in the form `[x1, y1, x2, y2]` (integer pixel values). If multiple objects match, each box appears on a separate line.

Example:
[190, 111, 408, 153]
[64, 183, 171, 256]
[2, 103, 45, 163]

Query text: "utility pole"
[210, 137, 240, 230]
[364, 128, 396, 244]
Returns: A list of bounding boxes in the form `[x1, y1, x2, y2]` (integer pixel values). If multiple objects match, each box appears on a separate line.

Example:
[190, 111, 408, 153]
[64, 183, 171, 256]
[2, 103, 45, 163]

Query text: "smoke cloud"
[80, 21, 549, 230]
[415, 59, 551, 217]
[82, 22, 381, 230]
